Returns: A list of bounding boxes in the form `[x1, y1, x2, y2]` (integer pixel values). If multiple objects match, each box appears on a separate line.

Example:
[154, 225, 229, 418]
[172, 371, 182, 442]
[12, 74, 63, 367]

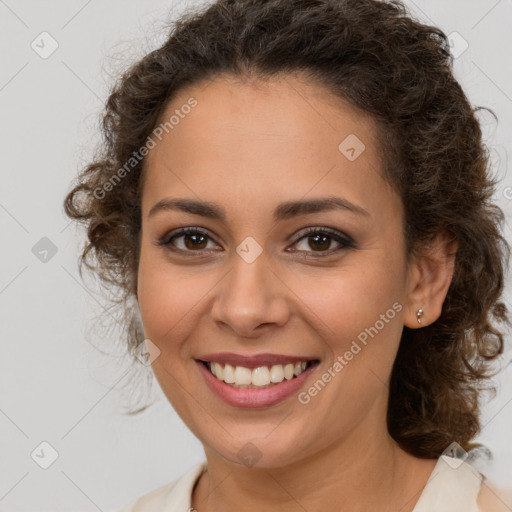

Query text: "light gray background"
[1, 1, 511, 511]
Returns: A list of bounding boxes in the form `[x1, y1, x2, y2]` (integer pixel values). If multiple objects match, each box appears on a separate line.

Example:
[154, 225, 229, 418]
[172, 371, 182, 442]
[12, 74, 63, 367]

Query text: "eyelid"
[287, 226, 356, 254]
[291, 226, 354, 245]
[157, 225, 356, 255]
[158, 226, 220, 250]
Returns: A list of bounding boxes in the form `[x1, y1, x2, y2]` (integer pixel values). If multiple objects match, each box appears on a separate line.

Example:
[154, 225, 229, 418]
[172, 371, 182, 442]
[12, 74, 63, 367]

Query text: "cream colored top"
[110, 454, 510, 511]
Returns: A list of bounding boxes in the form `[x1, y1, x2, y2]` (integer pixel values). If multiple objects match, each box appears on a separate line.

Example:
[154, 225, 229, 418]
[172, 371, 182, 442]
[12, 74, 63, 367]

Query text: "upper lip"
[196, 352, 318, 369]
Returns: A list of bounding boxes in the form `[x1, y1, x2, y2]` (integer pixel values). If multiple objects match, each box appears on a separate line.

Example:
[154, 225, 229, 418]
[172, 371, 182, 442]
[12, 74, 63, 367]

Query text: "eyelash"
[157, 226, 356, 257]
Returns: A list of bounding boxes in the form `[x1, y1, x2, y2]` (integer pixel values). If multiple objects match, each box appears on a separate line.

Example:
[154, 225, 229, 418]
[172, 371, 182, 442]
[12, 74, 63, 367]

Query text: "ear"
[404, 231, 458, 329]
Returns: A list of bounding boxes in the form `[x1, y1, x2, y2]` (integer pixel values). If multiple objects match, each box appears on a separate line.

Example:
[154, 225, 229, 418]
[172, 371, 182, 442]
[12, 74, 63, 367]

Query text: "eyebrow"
[148, 196, 370, 221]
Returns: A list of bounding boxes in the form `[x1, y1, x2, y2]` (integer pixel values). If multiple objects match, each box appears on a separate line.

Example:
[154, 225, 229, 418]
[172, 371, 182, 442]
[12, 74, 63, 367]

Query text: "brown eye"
[158, 226, 355, 257]
[289, 227, 355, 255]
[182, 232, 208, 250]
[159, 228, 220, 253]
[304, 233, 333, 251]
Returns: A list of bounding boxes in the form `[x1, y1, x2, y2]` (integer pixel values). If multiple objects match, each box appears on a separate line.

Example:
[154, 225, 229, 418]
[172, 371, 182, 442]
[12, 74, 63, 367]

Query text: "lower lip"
[196, 360, 318, 408]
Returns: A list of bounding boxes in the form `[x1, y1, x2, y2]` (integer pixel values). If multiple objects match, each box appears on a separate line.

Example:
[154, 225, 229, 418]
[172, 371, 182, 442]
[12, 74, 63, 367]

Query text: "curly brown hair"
[64, 0, 510, 459]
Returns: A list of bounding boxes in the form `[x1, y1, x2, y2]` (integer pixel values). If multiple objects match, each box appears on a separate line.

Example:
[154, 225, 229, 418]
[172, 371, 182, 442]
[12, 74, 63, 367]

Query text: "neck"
[192, 409, 436, 512]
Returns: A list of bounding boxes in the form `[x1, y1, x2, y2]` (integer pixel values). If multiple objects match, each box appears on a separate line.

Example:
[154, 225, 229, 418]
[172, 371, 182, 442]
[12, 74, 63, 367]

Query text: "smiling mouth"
[198, 360, 318, 389]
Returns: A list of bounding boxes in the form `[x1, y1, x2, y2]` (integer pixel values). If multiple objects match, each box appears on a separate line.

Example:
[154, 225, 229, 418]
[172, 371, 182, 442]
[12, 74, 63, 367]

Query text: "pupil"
[310, 234, 330, 251]
[186, 233, 207, 250]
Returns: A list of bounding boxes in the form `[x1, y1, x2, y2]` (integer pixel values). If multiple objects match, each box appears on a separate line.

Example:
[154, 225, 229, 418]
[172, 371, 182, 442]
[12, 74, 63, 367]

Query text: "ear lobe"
[404, 231, 458, 329]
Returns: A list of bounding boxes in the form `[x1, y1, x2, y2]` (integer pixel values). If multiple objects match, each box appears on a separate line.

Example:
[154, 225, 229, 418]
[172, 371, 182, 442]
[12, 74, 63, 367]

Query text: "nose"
[210, 250, 290, 339]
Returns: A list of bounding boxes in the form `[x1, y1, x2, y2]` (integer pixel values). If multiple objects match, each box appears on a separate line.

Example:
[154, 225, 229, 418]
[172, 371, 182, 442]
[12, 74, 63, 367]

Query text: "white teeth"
[234, 366, 252, 385]
[252, 366, 271, 386]
[207, 361, 310, 387]
[270, 364, 284, 383]
[284, 363, 294, 380]
[223, 363, 235, 383]
[213, 362, 223, 380]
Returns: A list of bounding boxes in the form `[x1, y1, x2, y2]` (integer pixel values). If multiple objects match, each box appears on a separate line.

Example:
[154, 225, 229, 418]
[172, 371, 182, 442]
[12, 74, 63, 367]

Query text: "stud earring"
[417, 308, 424, 325]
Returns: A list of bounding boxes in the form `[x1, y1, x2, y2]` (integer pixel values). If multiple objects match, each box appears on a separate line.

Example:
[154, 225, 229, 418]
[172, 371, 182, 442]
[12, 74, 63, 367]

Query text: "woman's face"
[137, 73, 414, 468]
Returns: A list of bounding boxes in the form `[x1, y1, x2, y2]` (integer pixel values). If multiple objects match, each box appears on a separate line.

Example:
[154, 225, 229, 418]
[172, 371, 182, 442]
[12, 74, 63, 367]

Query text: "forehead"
[141, 73, 397, 220]
[151, 72, 380, 154]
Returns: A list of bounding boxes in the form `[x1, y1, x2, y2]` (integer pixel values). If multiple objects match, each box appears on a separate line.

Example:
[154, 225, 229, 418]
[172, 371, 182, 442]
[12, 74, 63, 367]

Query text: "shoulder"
[111, 481, 177, 512]
[414, 455, 485, 511]
[107, 462, 206, 512]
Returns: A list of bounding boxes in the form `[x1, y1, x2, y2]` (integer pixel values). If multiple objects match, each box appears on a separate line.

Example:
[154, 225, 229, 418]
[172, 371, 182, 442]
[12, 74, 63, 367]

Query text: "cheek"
[137, 249, 194, 344]
[137, 246, 227, 361]
[292, 261, 405, 434]
[301, 258, 407, 405]
[306, 260, 404, 339]
[136, 250, 204, 409]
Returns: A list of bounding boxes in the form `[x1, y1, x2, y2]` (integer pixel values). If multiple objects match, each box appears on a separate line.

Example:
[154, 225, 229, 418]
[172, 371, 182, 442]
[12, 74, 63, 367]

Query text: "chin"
[202, 429, 319, 470]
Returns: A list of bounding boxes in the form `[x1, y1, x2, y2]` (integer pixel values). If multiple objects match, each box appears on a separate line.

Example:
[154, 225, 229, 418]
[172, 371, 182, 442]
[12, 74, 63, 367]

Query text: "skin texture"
[136, 73, 457, 511]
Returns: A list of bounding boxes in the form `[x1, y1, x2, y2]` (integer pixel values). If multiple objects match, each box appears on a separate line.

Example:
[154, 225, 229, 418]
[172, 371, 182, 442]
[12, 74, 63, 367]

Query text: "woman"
[64, 0, 511, 510]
